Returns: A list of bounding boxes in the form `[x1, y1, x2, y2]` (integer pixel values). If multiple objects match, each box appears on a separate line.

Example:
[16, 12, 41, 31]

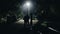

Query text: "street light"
[25, 1, 31, 14]
[25, 1, 31, 8]
[22, 1, 33, 13]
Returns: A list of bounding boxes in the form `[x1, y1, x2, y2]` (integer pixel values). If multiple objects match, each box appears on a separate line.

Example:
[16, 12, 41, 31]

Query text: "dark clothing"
[23, 15, 29, 26]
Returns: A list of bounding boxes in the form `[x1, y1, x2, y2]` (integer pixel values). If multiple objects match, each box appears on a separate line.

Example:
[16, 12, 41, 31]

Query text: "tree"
[0, 0, 20, 23]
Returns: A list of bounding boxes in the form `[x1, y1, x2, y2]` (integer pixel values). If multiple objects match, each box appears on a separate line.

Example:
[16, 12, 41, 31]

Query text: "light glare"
[25, 2, 31, 7]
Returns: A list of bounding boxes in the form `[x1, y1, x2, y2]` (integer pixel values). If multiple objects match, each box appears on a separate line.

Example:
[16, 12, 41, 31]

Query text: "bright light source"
[23, 1, 33, 9]
[21, 1, 34, 15]
[25, 1, 31, 7]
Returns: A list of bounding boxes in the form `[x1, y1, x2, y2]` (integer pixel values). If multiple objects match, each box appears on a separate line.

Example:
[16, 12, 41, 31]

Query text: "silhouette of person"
[23, 15, 29, 26]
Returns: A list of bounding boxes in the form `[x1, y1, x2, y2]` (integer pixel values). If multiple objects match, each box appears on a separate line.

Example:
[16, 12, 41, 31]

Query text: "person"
[23, 15, 29, 27]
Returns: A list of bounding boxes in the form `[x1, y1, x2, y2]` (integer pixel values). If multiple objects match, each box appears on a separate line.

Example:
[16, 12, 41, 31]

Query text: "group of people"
[23, 15, 30, 26]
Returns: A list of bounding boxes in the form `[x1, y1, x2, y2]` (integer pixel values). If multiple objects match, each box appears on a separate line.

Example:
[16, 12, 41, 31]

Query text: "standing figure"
[23, 15, 29, 27]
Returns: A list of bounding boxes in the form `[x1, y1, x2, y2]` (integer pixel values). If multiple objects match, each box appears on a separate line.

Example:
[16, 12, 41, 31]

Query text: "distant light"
[25, 1, 31, 7]
[21, 1, 34, 15]
[22, 1, 33, 10]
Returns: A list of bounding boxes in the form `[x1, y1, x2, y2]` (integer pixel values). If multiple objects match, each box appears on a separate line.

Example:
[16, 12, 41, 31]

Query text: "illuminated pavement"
[16, 19, 38, 24]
